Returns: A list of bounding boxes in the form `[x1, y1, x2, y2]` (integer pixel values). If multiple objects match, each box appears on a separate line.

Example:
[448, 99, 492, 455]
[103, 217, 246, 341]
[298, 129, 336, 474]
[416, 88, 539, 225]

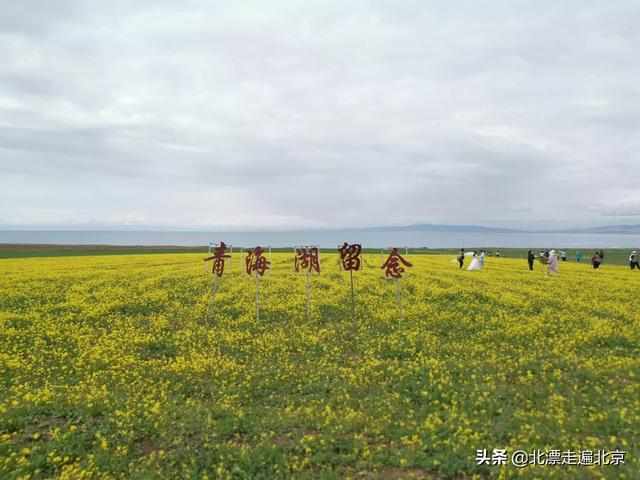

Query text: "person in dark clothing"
[592, 251, 601, 269]
[458, 249, 465, 269]
[598, 249, 605, 264]
[527, 249, 535, 270]
[630, 251, 638, 270]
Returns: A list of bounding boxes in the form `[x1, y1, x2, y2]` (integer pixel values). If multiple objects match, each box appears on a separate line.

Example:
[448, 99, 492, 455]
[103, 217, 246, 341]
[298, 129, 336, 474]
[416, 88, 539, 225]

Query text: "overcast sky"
[1, 0, 639, 230]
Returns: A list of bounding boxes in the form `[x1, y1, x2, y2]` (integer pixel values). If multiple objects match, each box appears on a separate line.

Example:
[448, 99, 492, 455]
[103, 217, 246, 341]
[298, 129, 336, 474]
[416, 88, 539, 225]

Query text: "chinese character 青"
[204, 242, 231, 277]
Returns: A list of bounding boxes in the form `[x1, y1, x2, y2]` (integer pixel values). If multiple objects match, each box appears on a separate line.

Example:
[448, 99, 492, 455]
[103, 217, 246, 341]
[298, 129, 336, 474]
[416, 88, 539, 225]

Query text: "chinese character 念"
[381, 248, 412, 279]
[245, 247, 270, 276]
[339, 243, 362, 271]
[295, 247, 320, 274]
[204, 242, 231, 277]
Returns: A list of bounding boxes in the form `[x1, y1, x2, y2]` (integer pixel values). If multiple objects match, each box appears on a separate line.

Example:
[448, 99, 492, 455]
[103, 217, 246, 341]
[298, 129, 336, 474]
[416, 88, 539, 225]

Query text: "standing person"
[458, 249, 465, 269]
[488, 251, 493, 257]
[599, 249, 605, 264]
[496, 250, 501, 258]
[630, 250, 639, 270]
[527, 249, 535, 270]
[547, 250, 559, 277]
[591, 251, 601, 269]
[576, 250, 582, 262]
[560, 250, 567, 262]
[479, 250, 486, 268]
[467, 252, 482, 271]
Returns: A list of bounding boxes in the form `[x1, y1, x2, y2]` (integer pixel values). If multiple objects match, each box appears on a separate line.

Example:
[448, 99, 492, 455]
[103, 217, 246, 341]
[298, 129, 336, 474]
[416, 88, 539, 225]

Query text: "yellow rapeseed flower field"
[0, 252, 638, 479]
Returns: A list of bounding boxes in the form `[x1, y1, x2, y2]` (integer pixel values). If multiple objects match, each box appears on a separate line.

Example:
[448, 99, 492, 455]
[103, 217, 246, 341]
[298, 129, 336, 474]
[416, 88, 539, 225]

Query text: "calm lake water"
[2, 230, 640, 249]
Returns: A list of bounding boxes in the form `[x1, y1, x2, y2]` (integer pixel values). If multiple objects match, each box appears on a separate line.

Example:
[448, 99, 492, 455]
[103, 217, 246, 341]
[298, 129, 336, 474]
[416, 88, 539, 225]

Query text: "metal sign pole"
[255, 272, 260, 321]
[396, 277, 403, 320]
[349, 269, 355, 321]
[210, 275, 221, 322]
[305, 268, 310, 321]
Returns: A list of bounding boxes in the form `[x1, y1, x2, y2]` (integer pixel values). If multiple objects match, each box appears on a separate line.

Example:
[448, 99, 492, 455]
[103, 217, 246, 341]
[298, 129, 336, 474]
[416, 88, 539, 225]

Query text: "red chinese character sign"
[203, 242, 232, 322]
[294, 246, 320, 321]
[381, 247, 412, 319]
[244, 246, 271, 277]
[381, 247, 412, 279]
[242, 246, 272, 321]
[294, 246, 320, 275]
[204, 242, 232, 277]
[339, 242, 362, 321]
[339, 242, 362, 272]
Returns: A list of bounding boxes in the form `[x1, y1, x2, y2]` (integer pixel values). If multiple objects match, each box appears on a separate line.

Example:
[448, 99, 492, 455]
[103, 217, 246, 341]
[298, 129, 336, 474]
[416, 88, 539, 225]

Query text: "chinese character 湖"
[295, 247, 320, 274]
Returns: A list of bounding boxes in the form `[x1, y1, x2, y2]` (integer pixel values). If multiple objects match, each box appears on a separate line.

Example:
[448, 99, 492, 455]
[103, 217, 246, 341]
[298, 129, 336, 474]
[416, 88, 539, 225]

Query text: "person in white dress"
[467, 252, 482, 271]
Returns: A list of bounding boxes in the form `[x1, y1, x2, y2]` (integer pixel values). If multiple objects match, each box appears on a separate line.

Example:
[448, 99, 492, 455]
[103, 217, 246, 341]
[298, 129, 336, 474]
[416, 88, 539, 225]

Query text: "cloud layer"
[1, 0, 639, 229]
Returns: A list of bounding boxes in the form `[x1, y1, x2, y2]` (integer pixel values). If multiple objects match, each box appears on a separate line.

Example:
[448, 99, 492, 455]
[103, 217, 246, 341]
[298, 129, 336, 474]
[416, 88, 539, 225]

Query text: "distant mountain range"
[362, 223, 640, 234]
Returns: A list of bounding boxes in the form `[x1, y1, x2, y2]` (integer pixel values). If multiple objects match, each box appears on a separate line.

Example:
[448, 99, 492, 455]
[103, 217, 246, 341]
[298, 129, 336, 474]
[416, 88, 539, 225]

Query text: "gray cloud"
[1, 0, 639, 229]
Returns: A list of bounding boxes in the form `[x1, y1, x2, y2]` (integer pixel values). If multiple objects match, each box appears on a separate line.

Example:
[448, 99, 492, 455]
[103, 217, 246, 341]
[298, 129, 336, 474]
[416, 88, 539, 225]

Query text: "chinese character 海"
[245, 247, 270, 276]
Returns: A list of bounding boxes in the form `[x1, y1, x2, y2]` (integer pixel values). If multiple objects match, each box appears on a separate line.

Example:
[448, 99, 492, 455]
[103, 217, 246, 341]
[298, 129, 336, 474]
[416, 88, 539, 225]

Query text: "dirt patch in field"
[135, 436, 161, 456]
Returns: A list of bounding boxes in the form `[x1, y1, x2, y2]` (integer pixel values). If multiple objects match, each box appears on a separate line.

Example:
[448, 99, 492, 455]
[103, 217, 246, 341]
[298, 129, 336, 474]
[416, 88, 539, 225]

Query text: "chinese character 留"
[339, 243, 362, 271]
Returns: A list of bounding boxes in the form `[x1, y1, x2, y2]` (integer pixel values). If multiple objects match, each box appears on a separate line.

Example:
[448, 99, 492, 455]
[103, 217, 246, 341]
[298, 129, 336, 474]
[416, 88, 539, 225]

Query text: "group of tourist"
[527, 249, 561, 277]
[527, 248, 639, 275]
[459, 248, 640, 276]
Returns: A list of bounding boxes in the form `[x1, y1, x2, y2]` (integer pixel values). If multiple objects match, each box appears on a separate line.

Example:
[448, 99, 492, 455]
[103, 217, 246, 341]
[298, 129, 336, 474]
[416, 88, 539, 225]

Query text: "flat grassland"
[1, 253, 638, 479]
